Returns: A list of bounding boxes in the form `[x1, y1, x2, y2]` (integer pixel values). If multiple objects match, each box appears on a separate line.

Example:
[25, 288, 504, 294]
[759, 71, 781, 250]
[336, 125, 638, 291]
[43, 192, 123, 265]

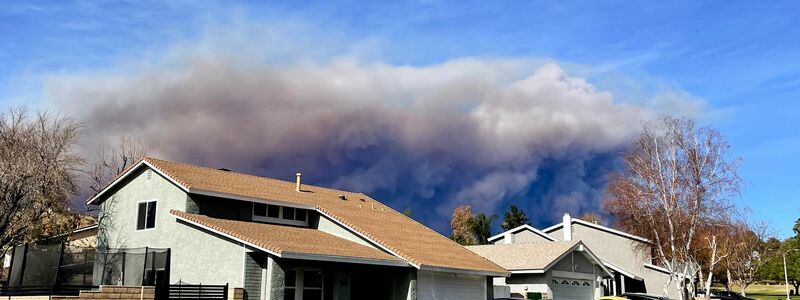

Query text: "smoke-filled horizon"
[42, 38, 697, 233]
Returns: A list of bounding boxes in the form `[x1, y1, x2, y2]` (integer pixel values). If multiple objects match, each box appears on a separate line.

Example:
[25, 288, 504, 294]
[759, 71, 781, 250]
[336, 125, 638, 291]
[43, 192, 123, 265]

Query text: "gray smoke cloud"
[42, 39, 693, 231]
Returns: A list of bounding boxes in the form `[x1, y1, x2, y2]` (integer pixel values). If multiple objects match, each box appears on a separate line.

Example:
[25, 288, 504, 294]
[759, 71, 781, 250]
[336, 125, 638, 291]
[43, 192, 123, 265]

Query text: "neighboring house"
[468, 241, 612, 300]
[485, 213, 678, 299]
[88, 157, 508, 300]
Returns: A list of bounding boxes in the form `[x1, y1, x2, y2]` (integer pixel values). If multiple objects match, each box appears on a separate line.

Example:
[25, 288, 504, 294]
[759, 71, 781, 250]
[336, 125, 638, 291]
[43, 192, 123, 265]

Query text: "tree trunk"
[726, 269, 732, 292]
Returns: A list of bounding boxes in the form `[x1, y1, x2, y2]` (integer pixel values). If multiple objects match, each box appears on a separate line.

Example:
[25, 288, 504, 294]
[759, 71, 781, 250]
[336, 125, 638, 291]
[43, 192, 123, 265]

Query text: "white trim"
[135, 199, 158, 231]
[509, 269, 546, 274]
[417, 264, 509, 277]
[172, 212, 410, 268]
[87, 160, 191, 205]
[487, 224, 558, 242]
[281, 252, 409, 267]
[241, 243, 247, 288]
[552, 270, 596, 280]
[542, 218, 652, 244]
[643, 263, 671, 274]
[601, 260, 642, 280]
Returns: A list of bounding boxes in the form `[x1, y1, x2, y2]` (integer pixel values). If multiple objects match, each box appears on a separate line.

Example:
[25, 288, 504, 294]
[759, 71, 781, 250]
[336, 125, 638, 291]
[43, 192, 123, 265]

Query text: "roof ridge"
[145, 157, 366, 196]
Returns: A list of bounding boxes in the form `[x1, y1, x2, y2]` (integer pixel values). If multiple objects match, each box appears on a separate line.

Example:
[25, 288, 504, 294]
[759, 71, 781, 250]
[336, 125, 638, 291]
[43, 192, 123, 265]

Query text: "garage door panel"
[551, 277, 592, 300]
[417, 271, 485, 300]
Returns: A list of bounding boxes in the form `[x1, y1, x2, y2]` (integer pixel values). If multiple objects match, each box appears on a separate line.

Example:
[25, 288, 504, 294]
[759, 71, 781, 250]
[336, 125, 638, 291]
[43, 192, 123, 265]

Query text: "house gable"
[488, 224, 557, 244]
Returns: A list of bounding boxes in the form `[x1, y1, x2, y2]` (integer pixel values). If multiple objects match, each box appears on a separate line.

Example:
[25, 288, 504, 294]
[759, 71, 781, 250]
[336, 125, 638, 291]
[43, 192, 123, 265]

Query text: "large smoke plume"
[43, 40, 685, 231]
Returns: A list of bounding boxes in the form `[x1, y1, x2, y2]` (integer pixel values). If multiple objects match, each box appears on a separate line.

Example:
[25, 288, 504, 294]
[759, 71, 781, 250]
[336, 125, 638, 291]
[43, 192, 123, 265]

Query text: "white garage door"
[551, 278, 593, 300]
[417, 270, 485, 300]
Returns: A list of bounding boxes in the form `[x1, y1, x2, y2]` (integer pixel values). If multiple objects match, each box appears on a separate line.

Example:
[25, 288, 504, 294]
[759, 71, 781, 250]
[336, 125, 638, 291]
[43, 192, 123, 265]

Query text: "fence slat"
[166, 284, 228, 300]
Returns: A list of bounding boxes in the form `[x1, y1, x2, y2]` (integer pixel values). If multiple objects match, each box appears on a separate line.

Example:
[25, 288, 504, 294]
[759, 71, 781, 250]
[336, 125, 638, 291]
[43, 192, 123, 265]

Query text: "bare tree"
[86, 137, 146, 249]
[89, 136, 147, 194]
[605, 116, 741, 300]
[724, 219, 771, 297]
[0, 107, 83, 255]
[699, 222, 737, 299]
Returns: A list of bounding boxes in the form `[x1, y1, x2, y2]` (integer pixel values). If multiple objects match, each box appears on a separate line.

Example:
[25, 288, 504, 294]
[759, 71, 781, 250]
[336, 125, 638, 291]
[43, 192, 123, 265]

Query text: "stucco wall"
[314, 215, 376, 248]
[98, 168, 246, 286]
[503, 273, 551, 297]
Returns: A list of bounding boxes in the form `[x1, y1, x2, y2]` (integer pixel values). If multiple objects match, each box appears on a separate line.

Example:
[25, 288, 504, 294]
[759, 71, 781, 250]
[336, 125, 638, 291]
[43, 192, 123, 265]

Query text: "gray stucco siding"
[98, 167, 246, 286]
[493, 230, 552, 245]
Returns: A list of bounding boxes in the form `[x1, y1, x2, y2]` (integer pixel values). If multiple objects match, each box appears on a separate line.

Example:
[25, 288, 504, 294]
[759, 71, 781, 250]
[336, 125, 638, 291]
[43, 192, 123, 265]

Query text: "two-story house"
[88, 157, 508, 300]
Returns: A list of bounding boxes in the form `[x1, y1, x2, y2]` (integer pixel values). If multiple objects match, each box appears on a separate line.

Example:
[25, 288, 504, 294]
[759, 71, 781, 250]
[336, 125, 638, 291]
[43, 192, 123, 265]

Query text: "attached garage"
[417, 270, 486, 300]
[467, 241, 612, 300]
[550, 277, 594, 300]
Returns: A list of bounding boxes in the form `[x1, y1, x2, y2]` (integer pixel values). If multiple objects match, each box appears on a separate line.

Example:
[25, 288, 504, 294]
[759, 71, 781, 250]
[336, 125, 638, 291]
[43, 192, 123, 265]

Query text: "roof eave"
[419, 264, 510, 277]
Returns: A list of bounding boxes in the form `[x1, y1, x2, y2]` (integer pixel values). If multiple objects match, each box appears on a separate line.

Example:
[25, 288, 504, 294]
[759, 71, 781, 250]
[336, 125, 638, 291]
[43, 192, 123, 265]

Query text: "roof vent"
[295, 173, 302, 192]
[218, 168, 231, 172]
[338, 195, 347, 201]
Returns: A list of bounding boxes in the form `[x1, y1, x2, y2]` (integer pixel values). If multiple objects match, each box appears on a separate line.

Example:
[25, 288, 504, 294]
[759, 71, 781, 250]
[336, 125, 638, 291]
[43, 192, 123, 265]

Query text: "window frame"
[136, 199, 158, 231]
[283, 268, 323, 300]
[251, 202, 308, 227]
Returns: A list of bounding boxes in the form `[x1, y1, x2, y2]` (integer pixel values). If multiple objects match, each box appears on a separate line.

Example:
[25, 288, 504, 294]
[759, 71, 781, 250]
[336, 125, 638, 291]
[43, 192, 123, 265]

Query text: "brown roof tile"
[467, 241, 579, 271]
[171, 210, 403, 263]
[145, 158, 506, 274]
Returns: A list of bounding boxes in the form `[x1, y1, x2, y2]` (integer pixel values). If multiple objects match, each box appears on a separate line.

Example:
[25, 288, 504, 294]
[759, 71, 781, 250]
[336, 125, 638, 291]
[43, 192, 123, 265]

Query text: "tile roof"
[171, 210, 404, 263]
[134, 158, 506, 274]
[466, 241, 579, 271]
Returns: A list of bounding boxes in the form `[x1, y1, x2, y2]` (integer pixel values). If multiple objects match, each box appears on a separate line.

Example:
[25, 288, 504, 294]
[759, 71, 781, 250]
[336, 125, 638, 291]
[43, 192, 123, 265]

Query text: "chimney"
[563, 213, 572, 241]
[295, 173, 302, 191]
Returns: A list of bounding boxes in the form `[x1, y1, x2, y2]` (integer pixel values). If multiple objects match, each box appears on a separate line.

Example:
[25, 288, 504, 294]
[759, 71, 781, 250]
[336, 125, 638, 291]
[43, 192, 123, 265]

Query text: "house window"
[252, 203, 309, 226]
[282, 207, 295, 220]
[254, 203, 267, 217]
[302, 270, 323, 300]
[284, 270, 296, 300]
[283, 269, 323, 300]
[268, 205, 280, 218]
[137, 200, 157, 230]
[294, 209, 307, 222]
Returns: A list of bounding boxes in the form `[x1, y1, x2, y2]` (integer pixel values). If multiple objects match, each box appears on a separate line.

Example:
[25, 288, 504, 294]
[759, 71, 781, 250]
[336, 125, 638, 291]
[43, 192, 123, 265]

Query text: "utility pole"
[785, 249, 799, 300]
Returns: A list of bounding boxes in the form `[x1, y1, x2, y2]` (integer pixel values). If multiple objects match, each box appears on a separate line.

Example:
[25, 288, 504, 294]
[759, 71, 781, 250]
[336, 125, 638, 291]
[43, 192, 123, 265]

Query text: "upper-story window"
[137, 200, 157, 230]
[253, 203, 308, 226]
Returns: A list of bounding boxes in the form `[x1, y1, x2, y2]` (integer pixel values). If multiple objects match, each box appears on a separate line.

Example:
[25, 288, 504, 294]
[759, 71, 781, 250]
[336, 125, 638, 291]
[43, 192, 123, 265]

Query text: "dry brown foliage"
[604, 116, 741, 299]
[0, 107, 83, 254]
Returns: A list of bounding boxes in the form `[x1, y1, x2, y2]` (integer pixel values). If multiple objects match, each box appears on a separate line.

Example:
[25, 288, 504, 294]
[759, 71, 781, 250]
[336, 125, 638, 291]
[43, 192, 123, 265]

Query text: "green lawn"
[711, 284, 795, 300]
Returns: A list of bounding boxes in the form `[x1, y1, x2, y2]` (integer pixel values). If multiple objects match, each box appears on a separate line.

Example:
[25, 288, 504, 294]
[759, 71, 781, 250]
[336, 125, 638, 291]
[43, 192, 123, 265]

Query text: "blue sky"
[2, 1, 799, 237]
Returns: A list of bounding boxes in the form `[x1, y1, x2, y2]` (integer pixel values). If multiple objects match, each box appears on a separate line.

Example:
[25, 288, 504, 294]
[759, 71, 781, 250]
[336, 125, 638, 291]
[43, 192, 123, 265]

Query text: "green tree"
[758, 238, 800, 293]
[793, 218, 800, 238]
[470, 213, 497, 245]
[500, 205, 530, 230]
